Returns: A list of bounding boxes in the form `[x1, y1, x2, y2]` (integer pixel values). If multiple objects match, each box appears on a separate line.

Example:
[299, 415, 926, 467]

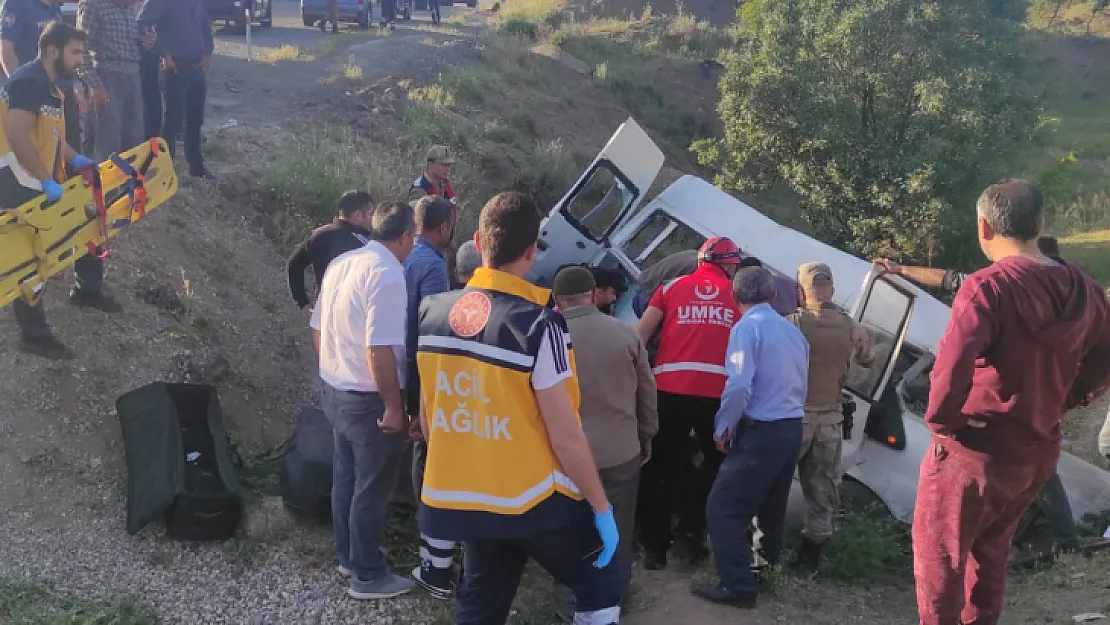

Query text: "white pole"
[246, 5, 252, 63]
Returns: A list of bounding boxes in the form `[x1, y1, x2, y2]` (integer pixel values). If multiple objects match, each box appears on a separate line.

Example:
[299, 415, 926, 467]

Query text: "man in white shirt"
[310, 201, 417, 601]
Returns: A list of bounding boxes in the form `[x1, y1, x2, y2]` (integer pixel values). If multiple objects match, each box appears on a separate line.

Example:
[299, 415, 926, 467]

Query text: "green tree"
[695, 0, 1038, 267]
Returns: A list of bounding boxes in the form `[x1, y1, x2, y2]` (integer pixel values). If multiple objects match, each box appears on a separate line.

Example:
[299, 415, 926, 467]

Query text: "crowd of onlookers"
[292, 158, 1110, 625]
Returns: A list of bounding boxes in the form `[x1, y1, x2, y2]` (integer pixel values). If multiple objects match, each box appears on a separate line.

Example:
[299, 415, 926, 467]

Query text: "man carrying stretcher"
[1, 22, 113, 361]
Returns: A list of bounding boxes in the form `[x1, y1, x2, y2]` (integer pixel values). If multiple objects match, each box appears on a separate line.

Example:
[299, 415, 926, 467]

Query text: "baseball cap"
[797, 262, 834, 292]
[553, 266, 596, 297]
[426, 145, 457, 165]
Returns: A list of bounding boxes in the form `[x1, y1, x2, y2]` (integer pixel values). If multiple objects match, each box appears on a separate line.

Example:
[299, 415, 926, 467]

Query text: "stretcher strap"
[109, 138, 160, 224]
[81, 165, 110, 260]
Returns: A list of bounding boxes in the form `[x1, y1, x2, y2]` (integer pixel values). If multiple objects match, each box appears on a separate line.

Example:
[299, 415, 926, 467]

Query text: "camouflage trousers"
[798, 417, 843, 543]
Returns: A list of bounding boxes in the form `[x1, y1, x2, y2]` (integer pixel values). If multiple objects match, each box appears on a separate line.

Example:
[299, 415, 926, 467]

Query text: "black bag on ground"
[279, 405, 334, 520]
[117, 382, 243, 541]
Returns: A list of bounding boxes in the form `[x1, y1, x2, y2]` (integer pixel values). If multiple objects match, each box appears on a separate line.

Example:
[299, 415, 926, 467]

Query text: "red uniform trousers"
[912, 437, 1057, 625]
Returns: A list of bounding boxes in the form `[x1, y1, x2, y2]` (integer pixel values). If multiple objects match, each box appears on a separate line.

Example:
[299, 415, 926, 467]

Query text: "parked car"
[529, 117, 1110, 535]
[414, 0, 478, 9]
[301, 0, 371, 29]
[206, 0, 273, 34]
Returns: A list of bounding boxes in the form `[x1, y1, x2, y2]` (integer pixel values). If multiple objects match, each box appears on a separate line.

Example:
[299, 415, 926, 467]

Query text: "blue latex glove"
[71, 154, 96, 171]
[593, 505, 619, 568]
[41, 179, 63, 202]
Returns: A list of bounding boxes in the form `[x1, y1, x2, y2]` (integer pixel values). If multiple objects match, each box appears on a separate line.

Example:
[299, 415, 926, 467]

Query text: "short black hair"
[371, 202, 416, 242]
[39, 22, 84, 59]
[739, 256, 763, 269]
[976, 179, 1044, 242]
[337, 190, 373, 218]
[1037, 235, 1060, 257]
[733, 266, 776, 305]
[478, 192, 541, 268]
[590, 267, 626, 293]
[414, 195, 455, 232]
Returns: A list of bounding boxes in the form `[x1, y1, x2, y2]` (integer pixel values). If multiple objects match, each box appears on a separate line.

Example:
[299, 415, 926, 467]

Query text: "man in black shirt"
[1, 23, 102, 359]
[286, 190, 374, 314]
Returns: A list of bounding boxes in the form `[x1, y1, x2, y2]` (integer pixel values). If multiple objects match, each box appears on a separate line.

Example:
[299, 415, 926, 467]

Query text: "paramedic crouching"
[310, 202, 418, 601]
[695, 266, 809, 609]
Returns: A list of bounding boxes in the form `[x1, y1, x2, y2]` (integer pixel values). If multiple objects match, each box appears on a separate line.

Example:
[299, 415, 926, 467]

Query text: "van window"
[845, 278, 914, 401]
[562, 163, 636, 242]
[622, 211, 706, 270]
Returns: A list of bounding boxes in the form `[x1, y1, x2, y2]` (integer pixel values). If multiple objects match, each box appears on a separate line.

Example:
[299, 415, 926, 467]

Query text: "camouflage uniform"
[787, 263, 872, 545]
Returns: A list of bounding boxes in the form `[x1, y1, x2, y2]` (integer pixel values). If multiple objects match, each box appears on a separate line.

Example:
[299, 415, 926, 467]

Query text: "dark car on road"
[414, 0, 477, 8]
[206, 0, 273, 34]
[300, 0, 372, 29]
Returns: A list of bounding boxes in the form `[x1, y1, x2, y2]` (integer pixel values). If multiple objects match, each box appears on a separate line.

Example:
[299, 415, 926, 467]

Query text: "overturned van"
[527, 117, 1110, 530]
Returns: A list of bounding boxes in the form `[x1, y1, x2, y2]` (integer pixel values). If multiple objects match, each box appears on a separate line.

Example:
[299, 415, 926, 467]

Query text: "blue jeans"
[322, 382, 408, 581]
[457, 503, 626, 625]
[707, 418, 802, 595]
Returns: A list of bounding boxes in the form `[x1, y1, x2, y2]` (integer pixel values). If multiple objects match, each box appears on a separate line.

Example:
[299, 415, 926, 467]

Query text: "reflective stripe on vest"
[418, 268, 583, 525]
[651, 264, 740, 399]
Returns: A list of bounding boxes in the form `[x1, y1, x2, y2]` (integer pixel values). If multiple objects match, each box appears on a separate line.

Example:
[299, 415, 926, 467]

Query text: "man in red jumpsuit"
[635, 237, 743, 570]
[914, 179, 1110, 625]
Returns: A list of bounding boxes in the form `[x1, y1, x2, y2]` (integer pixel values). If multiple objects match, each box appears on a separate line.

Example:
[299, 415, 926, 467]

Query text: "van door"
[839, 265, 916, 471]
[529, 118, 665, 285]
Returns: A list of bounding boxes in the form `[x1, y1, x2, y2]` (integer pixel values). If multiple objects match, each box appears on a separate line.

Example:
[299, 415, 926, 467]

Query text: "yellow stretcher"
[0, 138, 178, 308]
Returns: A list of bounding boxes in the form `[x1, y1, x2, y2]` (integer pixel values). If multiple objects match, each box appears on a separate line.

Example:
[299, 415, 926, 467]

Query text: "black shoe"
[792, 537, 823, 580]
[189, 168, 216, 180]
[69, 289, 122, 313]
[690, 582, 756, 609]
[644, 549, 668, 571]
[19, 334, 74, 360]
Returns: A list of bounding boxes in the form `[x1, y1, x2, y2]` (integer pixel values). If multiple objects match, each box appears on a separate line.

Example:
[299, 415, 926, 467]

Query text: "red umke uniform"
[649, 263, 740, 399]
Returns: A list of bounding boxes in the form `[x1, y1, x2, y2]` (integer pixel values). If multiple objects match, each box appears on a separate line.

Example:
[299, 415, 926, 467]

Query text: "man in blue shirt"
[136, 0, 213, 178]
[693, 266, 809, 610]
[402, 195, 457, 600]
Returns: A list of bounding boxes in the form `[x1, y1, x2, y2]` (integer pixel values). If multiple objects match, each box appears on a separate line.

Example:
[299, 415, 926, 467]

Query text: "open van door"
[529, 118, 665, 285]
[839, 266, 916, 480]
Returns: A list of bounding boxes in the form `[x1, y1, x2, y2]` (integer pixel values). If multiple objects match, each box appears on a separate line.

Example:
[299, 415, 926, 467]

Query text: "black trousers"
[457, 506, 626, 625]
[637, 390, 723, 555]
[139, 49, 163, 141]
[162, 62, 206, 173]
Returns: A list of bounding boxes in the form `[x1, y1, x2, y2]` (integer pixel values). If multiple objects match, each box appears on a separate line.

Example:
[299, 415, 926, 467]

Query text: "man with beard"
[0, 22, 99, 359]
[589, 266, 626, 316]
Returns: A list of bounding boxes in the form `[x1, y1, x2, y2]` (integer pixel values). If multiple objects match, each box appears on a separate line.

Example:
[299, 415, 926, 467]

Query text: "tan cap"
[426, 145, 457, 165]
[797, 262, 834, 291]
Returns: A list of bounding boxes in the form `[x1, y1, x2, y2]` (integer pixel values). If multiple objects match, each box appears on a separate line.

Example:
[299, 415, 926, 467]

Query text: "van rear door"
[529, 118, 664, 285]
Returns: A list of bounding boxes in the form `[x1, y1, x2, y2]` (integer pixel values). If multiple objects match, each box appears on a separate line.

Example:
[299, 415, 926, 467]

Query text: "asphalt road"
[212, 0, 462, 60]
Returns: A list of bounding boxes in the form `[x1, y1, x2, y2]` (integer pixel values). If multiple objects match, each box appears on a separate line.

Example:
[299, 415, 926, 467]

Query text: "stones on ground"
[245, 496, 295, 540]
[167, 351, 232, 385]
[135, 277, 185, 314]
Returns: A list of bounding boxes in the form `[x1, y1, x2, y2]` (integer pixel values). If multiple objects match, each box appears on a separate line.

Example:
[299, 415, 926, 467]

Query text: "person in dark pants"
[693, 266, 809, 609]
[286, 190, 375, 315]
[635, 237, 743, 570]
[415, 192, 623, 624]
[310, 202, 418, 600]
[1, 22, 112, 359]
[428, 0, 441, 24]
[137, 46, 160, 139]
[137, 0, 212, 178]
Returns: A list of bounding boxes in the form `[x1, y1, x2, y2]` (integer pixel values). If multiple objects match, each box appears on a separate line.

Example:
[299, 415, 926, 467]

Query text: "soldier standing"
[785, 263, 872, 579]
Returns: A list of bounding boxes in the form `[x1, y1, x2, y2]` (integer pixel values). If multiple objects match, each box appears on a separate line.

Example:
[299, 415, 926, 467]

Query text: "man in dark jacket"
[286, 191, 374, 314]
[913, 179, 1110, 625]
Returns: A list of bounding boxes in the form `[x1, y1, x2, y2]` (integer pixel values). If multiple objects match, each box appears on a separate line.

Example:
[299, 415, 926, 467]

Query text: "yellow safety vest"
[416, 268, 583, 539]
[0, 61, 65, 196]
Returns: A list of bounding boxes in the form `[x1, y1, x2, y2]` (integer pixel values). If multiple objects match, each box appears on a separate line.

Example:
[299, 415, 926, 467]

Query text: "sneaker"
[69, 289, 121, 313]
[18, 334, 74, 360]
[337, 564, 353, 578]
[347, 573, 415, 600]
[410, 566, 452, 600]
